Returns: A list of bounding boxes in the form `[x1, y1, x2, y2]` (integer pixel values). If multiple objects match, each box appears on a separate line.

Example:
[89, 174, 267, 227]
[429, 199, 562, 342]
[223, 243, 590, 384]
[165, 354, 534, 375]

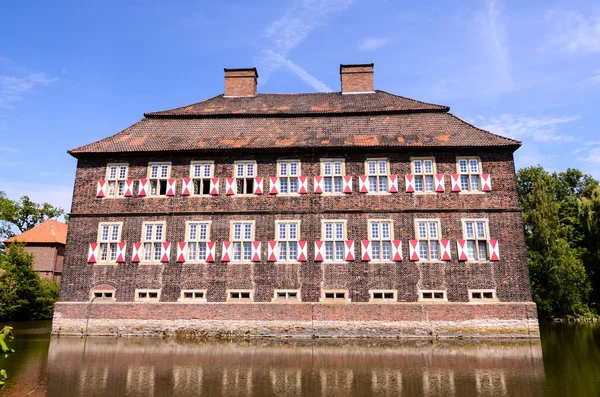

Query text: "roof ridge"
[374, 90, 449, 111]
[446, 113, 522, 146]
[144, 94, 225, 117]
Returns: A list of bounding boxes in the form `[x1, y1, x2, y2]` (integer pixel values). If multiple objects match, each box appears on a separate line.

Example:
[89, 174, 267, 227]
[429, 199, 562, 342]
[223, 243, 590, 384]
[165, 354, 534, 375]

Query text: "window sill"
[177, 299, 207, 303]
[412, 192, 438, 195]
[458, 191, 486, 195]
[139, 261, 165, 265]
[229, 261, 254, 264]
[368, 300, 397, 303]
[319, 299, 351, 304]
[134, 300, 161, 303]
[273, 261, 301, 265]
[464, 260, 492, 263]
[101, 196, 128, 199]
[418, 300, 449, 303]
[416, 260, 445, 264]
[364, 192, 392, 196]
[94, 262, 118, 266]
[468, 300, 499, 304]
[271, 299, 302, 303]
[322, 261, 352, 264]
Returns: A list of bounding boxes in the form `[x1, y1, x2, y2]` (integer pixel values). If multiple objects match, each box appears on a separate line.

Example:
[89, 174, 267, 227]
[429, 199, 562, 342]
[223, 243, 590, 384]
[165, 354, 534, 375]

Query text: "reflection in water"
[47, 338, 545, 397]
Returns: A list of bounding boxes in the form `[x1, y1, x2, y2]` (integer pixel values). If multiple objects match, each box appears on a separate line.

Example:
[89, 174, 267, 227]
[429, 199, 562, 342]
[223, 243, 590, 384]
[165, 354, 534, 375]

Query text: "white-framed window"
[234, 161, 256, 195]
[463, 219, 489, 261]
[105, 163, 128, 197]
[369, 290, 397, 302]
[97, 222, 122, 263]
[278, 160, 300, 195]
[227, 290, 253, 302]
[321, 290, 349, 302]
[231, 221, 254, 262]
[457, 157, 482, 192]
[275, 221, 299, 262]
[469, 289, 497, 302]
[178, 289, 207, 302]
[419, 290, 447, 302]
[368, 220, 393, 261]
[91, 290, 116, 302]
[366, 158, 389, 193]
[415, 219, 441, 261]
[186, 221, 211, 262]
[142, 222, 166, 262]
[190, 161, 214, 195]
[273, 289, 301, 302]
[322, 220, 346, 262]
[412, 158, 435, 193]
[321, 159, 345, 194]
[135, 289, 161, 302]
[148, 162, 171, 196]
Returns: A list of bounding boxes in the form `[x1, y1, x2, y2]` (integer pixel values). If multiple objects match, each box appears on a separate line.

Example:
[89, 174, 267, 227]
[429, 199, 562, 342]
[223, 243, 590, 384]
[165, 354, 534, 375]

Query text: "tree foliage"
[517, 166, 600, 319]
[0, 191, 64, 240]
[0, 244, 59, 320]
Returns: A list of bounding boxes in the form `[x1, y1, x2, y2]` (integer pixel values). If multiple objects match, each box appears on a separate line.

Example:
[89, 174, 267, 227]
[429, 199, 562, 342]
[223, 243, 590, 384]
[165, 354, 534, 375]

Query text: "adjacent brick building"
[52, 64, 539, 338]
[5, 219, 67, 282]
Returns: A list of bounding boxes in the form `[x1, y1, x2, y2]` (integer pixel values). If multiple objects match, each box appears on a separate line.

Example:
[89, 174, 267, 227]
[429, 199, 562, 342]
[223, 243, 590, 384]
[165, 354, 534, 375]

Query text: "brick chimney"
[340, 63, 374, 94]
[224, 67, 258, 97]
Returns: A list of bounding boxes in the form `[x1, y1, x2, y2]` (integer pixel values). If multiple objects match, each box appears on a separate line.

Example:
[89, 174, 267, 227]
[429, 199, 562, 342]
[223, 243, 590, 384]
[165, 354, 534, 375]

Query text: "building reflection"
[47, 338, 544, 397]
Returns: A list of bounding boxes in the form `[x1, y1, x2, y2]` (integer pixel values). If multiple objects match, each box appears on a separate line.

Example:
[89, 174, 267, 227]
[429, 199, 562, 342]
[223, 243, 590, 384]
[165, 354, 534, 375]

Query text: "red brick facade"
[55, 64, 537, 337]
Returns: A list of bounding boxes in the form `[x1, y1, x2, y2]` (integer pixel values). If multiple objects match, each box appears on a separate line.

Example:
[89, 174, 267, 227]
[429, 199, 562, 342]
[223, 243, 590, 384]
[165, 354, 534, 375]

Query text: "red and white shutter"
[176, 242, 187, 262]
[388, 175, 398, 193]
[116, 242, 127, 263]
[138, 179, 149, 196]
[359, 176, 369, 193]
[87, 242, 98, 263]
[314, 176, 324, 194]
[361, 240, 372, 261]
[409, 240, 420, 261]
[456, 240, 468, 261]
[131, 242, 142, 263]
[314, 241, 325, 261]
[392, 240, 403, 261]
[96, 180, 107, 198]
[160, 242, 171, 263]
[210, 178, 220, 195]
[253, 177, 264, 195]
[481, 174, 492, 191]
[268, 241, 278, 262]
[225, 178, 235, 195]
[221, 241, 232, 262]
[181, 178, 192, 196]
[440, 240, 451, 260]
[344, 240, 355, 261]
[269, 177, 279, 195]
[298, 241, 308, 261]
[405, 174, 415, 193]
[434, 174, 445, 192]
[298, 176, 308, 194]
[342, 176, 353, 193]
[489, 240, 500, 261]
[124, 180, 134, 197]
[206, 241, 216, 262]
[451, 175, 461, 192]
[251, 241, 261, 262]
[166, 178, 176, 196]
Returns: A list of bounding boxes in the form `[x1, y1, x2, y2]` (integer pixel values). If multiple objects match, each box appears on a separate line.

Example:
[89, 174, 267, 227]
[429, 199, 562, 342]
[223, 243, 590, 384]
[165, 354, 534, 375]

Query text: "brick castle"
[52, 64, 539, 338]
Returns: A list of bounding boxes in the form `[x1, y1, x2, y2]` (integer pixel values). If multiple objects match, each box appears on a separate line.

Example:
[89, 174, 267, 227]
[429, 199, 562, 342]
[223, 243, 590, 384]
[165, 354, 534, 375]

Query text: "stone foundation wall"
[52, 302, 539, 338]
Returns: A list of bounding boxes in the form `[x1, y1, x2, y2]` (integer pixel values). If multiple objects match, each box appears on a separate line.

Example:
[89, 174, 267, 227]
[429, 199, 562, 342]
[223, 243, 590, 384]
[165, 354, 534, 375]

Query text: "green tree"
[581, 186, 600, 303]
[0, 244, 59, 320]
[0, 191, 64, 240]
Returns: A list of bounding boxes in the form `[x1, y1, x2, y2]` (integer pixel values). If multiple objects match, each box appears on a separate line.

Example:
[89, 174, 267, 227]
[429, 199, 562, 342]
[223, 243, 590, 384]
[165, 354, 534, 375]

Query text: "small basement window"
[369, 290, 397, 302]
[227, 290, 253, 302]
[419, 290, 447, 302]
[91, 290, 115, 301]
[179, 289, 207, 302]
[321, 290, 349, 302]
[469, 289, 497, 302]
[135, 289, 161, 302]
[272, 290, 300, 302]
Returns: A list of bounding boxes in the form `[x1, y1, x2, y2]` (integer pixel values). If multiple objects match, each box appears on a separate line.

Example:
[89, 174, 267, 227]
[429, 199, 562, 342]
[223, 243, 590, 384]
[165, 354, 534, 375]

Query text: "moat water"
[1, 321, 599, 396]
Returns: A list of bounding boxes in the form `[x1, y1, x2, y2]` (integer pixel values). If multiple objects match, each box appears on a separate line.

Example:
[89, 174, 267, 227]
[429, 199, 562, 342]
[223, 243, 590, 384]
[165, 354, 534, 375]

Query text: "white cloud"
[548, 10, 600, 54]
[0, 146, 17, 152]
[257, 0, 354, 91]
[0, 180, 73, 214]
[358, 37, 388, 51]
[0, 72, 55, 108]
[589, 69, 600, 84]
[478, 114, 580, 142]
[483, 0, 513, 90]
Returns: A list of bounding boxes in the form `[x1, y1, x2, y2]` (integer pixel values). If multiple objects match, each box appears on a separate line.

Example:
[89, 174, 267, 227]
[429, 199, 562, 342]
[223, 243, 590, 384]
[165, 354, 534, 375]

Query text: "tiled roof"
[69, 91, 520, 155]
[144, 91, 449, 117]
[5, 219, 67, 245]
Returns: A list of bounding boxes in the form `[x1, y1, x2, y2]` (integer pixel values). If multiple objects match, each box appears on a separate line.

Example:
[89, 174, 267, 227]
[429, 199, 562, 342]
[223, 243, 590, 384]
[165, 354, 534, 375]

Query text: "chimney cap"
[224, 67, 259, 78]
[340, 63, 374, 72]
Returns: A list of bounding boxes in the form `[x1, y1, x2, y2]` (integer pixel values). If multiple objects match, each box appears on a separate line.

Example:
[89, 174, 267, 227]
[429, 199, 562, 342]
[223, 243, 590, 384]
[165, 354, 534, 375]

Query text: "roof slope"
[5, 219, 68, 245]
[70, 91, 520, 155]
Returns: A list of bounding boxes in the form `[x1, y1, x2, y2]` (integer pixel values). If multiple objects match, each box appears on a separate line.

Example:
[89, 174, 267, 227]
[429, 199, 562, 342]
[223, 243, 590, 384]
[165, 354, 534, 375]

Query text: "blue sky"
[1, 0, 599, 213]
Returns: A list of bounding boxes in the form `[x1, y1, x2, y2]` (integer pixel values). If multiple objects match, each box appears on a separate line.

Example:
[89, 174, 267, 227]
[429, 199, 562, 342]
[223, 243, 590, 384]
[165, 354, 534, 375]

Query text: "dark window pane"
[472, 292, 482, 299]
[149, 292, 158, 298]
[434, 292, 444, 299]
[94, 292, 102, 298]
[139, 292, 147, 298]
[105, 292, 113, 298]
[288, 292, 297, 298]
[159, 180, 167, 195]
[184, 292, 193, 299]
[374, 292, 383, 299]
[194, 292, 204, 298]
[241, 292, 250, 299]
[483, 292, 494, 299]
[423, 292, 433, 299]
[277, 292, 286, 298]
[384, 293, 394, 299]
[335, 293, 345, 299]
[325, 293, 334, 299]
[202, 180, 210, 195]
[231, 292, 239, 299]
[193, 180, 201, 195]
[246, 179, 254, 194]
